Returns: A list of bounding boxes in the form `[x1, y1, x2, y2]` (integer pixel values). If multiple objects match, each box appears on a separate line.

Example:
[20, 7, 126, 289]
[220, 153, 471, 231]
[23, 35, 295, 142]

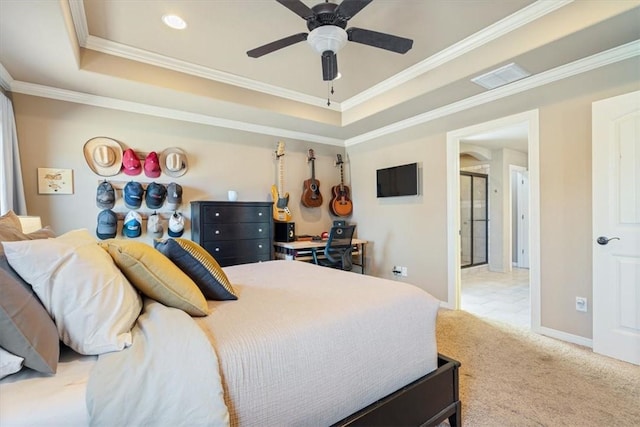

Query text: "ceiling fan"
[246, 0, 414, 81]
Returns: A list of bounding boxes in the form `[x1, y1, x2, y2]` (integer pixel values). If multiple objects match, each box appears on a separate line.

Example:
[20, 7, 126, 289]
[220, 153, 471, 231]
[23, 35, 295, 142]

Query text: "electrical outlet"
[392, 266, 401, 276]
[576, 297, 588, 312]
[401, 266, 408, 277]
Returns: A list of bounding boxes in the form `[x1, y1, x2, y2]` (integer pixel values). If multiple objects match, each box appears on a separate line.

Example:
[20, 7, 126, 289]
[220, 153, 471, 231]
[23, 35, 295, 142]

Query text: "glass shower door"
[460, 172, 488, 268]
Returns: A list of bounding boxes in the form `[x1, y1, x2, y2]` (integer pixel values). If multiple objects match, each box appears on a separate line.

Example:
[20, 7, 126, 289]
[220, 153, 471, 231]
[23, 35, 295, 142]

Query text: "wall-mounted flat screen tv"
[376, 162, 419, 198]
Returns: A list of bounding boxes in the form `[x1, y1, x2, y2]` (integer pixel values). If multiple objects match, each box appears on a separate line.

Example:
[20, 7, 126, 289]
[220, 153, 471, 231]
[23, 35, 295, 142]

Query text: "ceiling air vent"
[471, 63, 530, 90]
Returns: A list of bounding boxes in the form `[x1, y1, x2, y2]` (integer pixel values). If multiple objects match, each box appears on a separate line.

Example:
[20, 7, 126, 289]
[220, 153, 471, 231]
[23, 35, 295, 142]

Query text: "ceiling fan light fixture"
[307, 25, 348, 55]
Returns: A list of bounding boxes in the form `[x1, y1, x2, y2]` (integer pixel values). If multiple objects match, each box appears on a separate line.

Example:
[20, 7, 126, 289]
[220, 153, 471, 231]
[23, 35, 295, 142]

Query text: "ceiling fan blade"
[335, 0, 373, 22]
[321, 51, 338, 81]
[346, 27, 413, 54]
[276, 0, 315, 20]
[247, 33, 308, 58]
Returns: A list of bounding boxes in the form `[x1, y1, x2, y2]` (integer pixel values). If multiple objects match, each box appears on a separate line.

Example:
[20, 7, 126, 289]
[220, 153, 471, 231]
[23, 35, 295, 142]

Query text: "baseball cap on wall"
[168, 212, 185, 237]
[122, 148, 142, 176]
[124, 181, 144, 209]
[96, 209, 118, 240]
[122, 211, 142, 238]
[96, 181, 115, 209]
[147, 212, 163, 238]
[166, 182, 183, 210]
[144, 152, 161, 178]
[145, 182, 167, 209]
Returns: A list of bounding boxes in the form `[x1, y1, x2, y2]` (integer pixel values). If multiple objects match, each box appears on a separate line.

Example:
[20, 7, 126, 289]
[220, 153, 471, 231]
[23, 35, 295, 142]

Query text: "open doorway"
[446, 110, 541, 331]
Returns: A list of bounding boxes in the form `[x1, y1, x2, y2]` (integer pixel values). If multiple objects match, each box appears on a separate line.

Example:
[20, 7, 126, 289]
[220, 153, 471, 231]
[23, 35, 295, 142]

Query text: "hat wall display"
[160, 148, 188, 177]
[168, 212, 185, 237]
[147, 212, 163, 238]
[122, 148, 142, 176]
[83, 137, 123, 177]
[96, 181, 115, 209]
[145, 182, 167, 209]
[122, 211, 142, 238]
[166, 182, 183, 210]
[96, 209, 118, 240]
[144, 152, 161, 178]
[123, 181, 144, 209]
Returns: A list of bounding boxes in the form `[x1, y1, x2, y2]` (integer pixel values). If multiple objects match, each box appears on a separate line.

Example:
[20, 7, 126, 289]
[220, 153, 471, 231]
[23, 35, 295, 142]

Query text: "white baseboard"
[534, 326, 593, 348]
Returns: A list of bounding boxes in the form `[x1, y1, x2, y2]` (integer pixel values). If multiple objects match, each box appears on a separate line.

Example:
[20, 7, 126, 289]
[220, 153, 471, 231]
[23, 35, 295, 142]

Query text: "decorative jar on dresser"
[190, 201, 274, 267]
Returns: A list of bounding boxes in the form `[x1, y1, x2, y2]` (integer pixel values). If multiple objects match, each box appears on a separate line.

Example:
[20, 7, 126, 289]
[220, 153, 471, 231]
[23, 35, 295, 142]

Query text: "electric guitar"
[301, 149, 323, 208]
[271, 141, 292, 222]
[330, 154, 353, 217]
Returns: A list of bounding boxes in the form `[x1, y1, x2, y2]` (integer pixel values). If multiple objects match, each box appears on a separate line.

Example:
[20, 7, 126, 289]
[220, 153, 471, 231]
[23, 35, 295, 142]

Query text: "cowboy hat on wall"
[83, 137, 123, 177]
[160, 147, 188, 178]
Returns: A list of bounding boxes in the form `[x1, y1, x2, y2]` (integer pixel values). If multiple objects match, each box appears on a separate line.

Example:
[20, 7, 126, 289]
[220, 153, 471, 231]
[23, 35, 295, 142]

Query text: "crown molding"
[68, 0, 88, 47]
[65, 0, 569, 114]
[344, 40, 640, 147]
[0, 63, 13, 91]
[83, 35, 341, 112]
[4, 40, 636, 149]
[8, 80, 345, 146]
[340, 0, 573, 111]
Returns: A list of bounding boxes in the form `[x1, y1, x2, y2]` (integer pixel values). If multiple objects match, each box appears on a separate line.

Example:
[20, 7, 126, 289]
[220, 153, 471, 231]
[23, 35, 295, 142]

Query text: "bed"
[0, 224, 460, 427]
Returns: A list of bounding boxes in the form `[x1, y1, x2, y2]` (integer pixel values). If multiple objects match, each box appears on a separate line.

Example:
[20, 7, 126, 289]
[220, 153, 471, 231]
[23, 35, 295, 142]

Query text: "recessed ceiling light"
[162, 14, 187, 30]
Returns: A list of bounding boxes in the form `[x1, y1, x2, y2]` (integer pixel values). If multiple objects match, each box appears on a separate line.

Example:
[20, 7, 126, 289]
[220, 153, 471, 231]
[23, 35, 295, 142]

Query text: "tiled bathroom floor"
[461, 266, 530, 329]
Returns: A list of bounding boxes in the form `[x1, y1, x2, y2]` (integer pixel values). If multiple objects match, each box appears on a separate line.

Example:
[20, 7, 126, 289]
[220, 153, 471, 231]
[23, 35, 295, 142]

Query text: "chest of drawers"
[190, 201, 273, 267]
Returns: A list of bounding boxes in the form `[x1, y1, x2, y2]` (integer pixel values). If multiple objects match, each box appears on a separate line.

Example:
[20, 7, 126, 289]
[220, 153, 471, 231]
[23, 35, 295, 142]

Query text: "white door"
[516, 170, 529, 269]
[592, 90, 640, 365]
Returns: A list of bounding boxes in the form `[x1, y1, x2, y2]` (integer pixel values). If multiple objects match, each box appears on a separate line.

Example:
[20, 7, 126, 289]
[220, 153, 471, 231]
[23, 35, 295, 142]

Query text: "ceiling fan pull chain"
[327, 82, 331, 106]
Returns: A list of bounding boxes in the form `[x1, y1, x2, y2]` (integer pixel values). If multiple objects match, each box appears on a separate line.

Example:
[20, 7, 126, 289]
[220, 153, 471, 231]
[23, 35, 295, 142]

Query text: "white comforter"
[86, 298, 229, 427]
[196, 260, 440, 426]
[2, 261, 439, 427]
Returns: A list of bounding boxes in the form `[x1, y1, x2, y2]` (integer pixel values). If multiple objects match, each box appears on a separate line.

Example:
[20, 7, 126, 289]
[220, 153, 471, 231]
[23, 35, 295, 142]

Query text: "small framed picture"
[37, 168, 74, 194]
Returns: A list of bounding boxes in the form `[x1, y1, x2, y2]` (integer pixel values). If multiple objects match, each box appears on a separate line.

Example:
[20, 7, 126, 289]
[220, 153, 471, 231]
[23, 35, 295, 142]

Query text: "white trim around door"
[445, 109, 541, 332]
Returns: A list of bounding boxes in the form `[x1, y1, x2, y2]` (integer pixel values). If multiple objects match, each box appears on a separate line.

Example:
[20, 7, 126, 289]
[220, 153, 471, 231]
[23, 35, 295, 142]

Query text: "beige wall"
[347, 59, 639, 339]
[11, 58, 640, 340]
[12, 94, 345, 245]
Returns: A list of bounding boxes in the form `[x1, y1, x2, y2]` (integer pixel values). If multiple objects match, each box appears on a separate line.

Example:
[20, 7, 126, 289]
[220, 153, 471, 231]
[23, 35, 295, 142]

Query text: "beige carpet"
[436, 309, 640, 426]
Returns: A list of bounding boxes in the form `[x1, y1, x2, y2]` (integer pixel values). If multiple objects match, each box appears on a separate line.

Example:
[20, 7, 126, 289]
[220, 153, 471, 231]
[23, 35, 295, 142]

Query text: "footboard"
[333, 354, 461, 427]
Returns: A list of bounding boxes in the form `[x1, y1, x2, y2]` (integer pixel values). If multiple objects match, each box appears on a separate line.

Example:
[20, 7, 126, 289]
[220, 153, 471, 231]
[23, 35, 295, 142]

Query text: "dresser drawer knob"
[215, 212, 220, 217]
[258, 212, 263, 216]
[258, 228, 263, 232]
[215, 248, 220, 252]
[258, 244, 263, 249]
[215, 230, 220, 235]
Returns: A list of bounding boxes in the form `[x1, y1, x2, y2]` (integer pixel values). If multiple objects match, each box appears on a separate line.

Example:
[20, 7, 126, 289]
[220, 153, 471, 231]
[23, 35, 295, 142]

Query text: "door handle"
[597, 236, 620, 245]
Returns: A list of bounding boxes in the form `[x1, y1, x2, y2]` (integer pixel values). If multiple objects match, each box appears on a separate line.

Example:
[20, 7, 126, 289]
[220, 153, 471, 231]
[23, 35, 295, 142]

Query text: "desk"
[274, 238, 368, 274]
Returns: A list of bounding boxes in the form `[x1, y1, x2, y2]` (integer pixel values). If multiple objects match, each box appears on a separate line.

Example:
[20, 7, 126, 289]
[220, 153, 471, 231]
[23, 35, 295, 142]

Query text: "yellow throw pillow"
[100, 240, 208, 317]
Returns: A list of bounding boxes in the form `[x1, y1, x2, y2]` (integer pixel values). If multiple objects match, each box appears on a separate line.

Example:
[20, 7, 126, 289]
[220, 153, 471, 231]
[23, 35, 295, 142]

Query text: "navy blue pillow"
[154, 239, 237, 301]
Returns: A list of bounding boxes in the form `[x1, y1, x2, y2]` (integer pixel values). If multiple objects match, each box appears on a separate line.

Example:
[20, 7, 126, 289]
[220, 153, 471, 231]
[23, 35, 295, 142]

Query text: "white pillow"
[3, 229, 142, 355]
[0, 347, 24, 379]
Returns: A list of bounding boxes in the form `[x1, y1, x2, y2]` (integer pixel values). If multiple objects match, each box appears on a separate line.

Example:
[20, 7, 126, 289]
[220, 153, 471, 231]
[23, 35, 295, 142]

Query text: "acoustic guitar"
[301, 149, 323, 208]
[271, 141, 292, 222]
[330, 154, 353, 217]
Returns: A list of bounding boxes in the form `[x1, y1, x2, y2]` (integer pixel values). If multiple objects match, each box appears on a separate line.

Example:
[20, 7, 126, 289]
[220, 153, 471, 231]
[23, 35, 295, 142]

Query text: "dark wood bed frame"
[333, 354, 461, 427]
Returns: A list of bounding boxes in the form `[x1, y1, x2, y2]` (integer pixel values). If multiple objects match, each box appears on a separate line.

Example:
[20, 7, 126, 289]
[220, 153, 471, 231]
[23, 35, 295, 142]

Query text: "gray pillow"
[0, 255, 59, 374]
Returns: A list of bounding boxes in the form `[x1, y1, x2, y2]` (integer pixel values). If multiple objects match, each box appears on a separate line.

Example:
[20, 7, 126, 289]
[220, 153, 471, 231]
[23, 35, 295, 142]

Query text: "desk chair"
[311, 225, 356, 271]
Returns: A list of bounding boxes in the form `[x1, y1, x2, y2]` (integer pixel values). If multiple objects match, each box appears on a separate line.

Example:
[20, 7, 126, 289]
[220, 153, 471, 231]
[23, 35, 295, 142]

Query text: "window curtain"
[0, 92, 27, 215]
